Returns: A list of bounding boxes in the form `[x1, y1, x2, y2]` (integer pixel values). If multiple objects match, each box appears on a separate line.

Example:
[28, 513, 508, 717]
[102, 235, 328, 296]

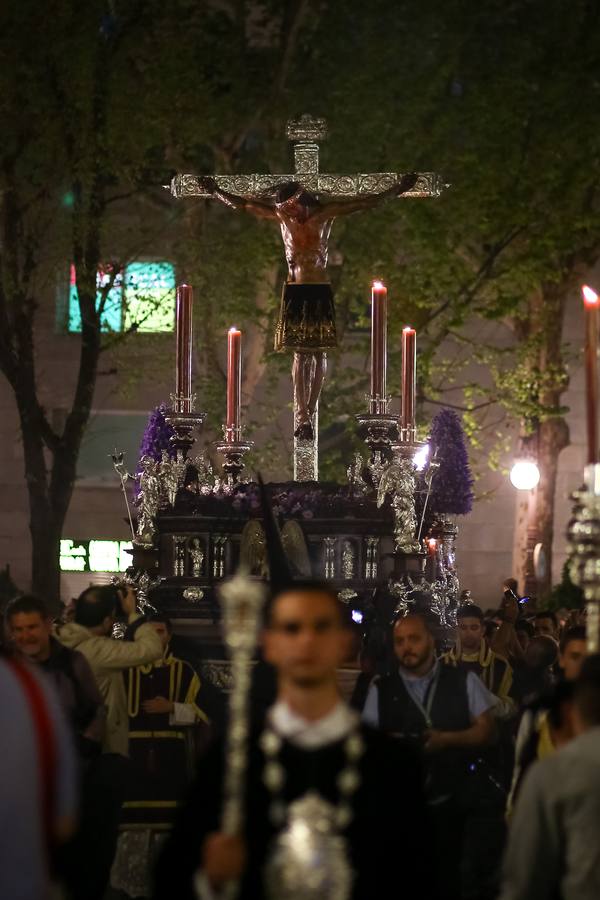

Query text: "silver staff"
[218, 573, 267, 896]
[110, 450, 135, 540]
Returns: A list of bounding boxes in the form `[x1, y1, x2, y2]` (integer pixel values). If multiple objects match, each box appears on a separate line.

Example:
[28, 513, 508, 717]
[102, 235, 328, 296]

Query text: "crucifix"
[167, 114, 445, 481]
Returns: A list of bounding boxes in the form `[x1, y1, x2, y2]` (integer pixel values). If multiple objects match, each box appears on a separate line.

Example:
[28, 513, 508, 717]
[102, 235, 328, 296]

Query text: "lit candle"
[401, 326, 417, 438]
[226, 326, 242, 441]
[583, 284, 599, 464]
[426, 537, 437, 558]
[175, 284, 193, 413]
[370, 280, 387, 414]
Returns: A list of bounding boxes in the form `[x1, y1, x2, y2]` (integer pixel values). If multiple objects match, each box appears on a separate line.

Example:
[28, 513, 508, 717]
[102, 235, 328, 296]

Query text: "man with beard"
[153, 583, 436, 900]
[363, 611, 497, 900]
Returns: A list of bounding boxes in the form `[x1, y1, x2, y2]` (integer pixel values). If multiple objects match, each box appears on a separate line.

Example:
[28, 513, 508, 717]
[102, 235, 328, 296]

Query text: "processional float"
[113, 115, 465, 652]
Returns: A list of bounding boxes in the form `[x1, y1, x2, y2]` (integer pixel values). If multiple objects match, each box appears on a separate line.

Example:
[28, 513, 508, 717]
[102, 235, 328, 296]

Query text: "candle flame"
[403, 325, 416, 333]
[372, 280, 386, 290]
[582, 284, 599, 307]
[229, 325, 241, 333]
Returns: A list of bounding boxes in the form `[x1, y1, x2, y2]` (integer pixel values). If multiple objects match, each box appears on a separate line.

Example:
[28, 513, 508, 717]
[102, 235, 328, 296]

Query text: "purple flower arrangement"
[134, 405, 175, 496]
[137, 404, 176, 465]
[186, 482, 387, 521]
[428, 408, 474, 516]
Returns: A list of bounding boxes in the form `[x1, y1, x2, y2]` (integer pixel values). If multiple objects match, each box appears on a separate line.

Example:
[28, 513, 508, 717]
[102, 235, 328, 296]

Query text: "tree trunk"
[30, 508, 62, 607]
[533, 415, 569, 600]
[512, 281, 570, 602]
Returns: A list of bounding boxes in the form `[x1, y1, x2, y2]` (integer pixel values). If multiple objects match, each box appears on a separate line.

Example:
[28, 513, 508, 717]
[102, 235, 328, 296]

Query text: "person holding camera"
[55, 583, 163, 899]
[56, 583, 163, 757]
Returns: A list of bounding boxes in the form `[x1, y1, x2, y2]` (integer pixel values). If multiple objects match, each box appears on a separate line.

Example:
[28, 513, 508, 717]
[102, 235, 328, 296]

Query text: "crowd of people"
[0, 585, 218, 900]
[1, 574, 598, 900]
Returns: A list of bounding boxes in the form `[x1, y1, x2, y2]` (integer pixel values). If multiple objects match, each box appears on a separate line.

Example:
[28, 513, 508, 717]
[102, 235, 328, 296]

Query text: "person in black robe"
[153, 581, 437, 900]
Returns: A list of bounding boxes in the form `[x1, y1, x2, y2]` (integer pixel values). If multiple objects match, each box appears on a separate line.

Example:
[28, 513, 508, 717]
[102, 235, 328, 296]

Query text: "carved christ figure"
[199, 173, 418, 440]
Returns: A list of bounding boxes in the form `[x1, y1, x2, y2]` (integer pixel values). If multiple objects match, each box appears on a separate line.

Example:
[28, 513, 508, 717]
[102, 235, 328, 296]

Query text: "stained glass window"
[67, 261, 175, 333]
[123, 261, 177, 332]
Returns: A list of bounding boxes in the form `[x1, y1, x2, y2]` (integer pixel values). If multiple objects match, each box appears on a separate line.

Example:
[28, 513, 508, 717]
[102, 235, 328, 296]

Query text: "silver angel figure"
[376, 459, 420, 553]
[346, 453, 368, 496]
[159, 448, 187, 507]
[190, 453, 216, 492]
[136, 456, 161, 544]
[367, 450, 388, 491]
[341, 541, 355, 579]
[189, 538, 205, 578]
[159, 450, 179, 507]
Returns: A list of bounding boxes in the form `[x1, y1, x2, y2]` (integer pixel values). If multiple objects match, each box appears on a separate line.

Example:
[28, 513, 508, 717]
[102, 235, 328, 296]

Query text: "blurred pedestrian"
[558, 625, 587, 681]
[533, 610, 559, 641]
[154, 582, 436, 900]
[501, 655, 600, 900]
[0, 648, 77, 900]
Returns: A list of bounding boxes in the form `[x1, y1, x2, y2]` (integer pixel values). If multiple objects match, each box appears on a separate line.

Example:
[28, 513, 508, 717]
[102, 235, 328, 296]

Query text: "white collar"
[268, 699, 359, 749]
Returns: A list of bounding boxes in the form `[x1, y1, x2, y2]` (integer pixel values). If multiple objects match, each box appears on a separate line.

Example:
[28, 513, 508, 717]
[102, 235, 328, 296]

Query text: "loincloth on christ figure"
[274, 282, 337, 352]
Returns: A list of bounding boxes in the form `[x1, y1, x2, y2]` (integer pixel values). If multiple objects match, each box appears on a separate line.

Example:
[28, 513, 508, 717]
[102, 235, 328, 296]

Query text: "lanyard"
[404, 664, 441, 730]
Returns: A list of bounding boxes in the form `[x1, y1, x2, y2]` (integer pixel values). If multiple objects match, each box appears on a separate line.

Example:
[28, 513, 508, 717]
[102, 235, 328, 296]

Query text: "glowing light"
[403, 325, 416, 334]
[351, 609, 364, 624]
[510, 459, 540, 490]
[229, 325, 241, 333]
[59, 539, 133, 572]
[582, 284, 599, 307]
[59, 539, 86, 572]
[413, 443, 430, 471]
[372, 279, 385, 290]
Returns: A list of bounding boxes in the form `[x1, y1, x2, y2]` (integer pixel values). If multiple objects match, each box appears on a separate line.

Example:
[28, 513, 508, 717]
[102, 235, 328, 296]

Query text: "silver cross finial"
[286, 114, 328, 176]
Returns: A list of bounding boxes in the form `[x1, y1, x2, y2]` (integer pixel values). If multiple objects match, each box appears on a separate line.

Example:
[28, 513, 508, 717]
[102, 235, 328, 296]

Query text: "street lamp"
[510, 458, 540, 490]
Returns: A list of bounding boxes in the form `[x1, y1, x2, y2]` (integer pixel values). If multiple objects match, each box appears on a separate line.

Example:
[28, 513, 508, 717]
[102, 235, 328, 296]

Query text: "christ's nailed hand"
[198, 176, 217, 194]
[202, 833, 247, 888]
[397, 172, 419, 194]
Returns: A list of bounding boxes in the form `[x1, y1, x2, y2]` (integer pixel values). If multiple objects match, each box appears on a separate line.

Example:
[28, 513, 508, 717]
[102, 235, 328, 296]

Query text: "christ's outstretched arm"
[198, 176, 277, 220]
[315, 172, 419, 219]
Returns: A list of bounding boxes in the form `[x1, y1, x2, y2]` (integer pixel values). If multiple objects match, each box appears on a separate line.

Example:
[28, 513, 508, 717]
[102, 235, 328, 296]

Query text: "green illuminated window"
[60, 539, 133, 573]
[67, 261, 175, 333]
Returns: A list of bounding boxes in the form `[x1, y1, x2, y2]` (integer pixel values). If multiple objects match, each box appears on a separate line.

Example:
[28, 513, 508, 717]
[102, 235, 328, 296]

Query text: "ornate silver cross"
[167, 113, 444, 202]
[167, 115, 444, 481]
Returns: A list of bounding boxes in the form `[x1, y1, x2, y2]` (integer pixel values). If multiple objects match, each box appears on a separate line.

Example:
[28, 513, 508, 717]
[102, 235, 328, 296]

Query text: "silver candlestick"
[162, 394, 207, 508]
[567, 463, 600, 653]
[356, 395, 399, 490]
[216, 425, 253, 485]
[165, 393, 206, 456]
[357, 397, 398, 453]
